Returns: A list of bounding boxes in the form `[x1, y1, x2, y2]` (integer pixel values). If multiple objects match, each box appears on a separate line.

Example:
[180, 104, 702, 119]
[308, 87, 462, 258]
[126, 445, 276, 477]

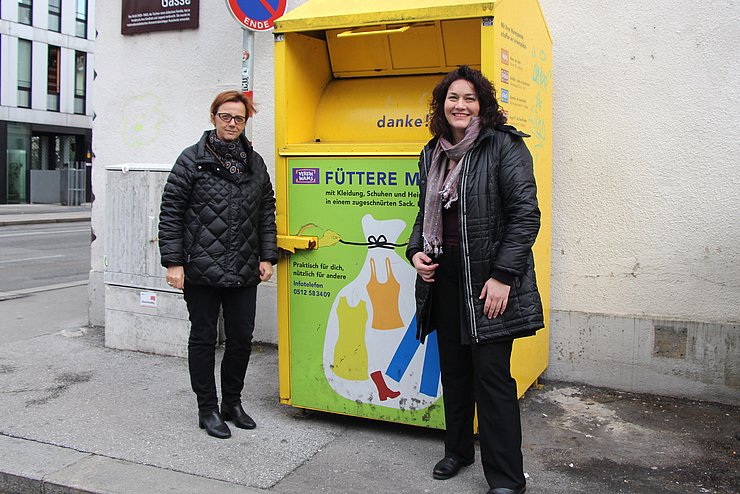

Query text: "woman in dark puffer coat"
[159, 91, 277, 439]
[407, 66, 543, 494]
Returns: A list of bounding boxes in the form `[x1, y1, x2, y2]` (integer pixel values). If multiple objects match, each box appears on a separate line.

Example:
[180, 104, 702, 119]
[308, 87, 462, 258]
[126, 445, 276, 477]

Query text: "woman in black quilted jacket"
[406, 67, 543, 494]
[158, 90, 277, 439]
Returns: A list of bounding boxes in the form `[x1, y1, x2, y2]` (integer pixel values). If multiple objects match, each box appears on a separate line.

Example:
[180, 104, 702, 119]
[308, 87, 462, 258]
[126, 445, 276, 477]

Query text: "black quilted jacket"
[159, 131, 277, 287]
[406, 125, 544, 343]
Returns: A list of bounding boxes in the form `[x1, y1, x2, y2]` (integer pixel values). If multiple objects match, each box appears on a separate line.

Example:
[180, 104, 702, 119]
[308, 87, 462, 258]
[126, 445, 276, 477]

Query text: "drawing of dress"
[332, 297, 368, 381]
[322, 213, 441, 410]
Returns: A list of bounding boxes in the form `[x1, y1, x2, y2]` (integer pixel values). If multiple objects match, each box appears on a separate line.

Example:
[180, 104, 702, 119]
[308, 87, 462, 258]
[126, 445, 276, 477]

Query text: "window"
[7, 123, 32, 204]
[74, 51, 86, 114]
[47, 46, 61, 111]
[75, 0, 87, 38]
[18, 39, 32, 109]
[48, 0, 61, 32]
[19, 0, 33, 25]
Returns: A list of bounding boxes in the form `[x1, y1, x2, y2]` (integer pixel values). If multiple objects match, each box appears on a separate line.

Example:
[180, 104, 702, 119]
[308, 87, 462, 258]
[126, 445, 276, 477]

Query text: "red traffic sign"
[226, 0, 286, 31]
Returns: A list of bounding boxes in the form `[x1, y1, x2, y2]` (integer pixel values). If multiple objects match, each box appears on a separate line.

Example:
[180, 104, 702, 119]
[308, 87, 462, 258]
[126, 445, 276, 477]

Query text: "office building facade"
[0, 0, 94, 204]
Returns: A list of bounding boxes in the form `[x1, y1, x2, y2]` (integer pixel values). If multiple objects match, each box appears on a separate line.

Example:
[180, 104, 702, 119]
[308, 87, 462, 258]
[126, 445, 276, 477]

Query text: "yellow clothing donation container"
[274, 0, 552, 429]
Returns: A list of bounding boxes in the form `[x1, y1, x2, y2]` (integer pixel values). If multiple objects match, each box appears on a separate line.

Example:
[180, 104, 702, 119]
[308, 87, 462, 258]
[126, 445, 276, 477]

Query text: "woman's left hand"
[259, 261, 273, 282]
[479, 277, 511, 319]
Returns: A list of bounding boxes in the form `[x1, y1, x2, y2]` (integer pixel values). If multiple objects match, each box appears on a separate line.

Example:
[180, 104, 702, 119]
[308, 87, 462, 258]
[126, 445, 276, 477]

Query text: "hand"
[411, 252, 439, 283]
[259, 261, 273, 282]
[479, 277, 510, 319]
[166, 265, 185, 290]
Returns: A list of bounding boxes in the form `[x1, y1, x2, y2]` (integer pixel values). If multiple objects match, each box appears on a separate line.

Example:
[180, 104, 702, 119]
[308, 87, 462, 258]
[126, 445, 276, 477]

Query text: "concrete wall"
[91, 0, 740, 404]
[539, 0, 739, 404]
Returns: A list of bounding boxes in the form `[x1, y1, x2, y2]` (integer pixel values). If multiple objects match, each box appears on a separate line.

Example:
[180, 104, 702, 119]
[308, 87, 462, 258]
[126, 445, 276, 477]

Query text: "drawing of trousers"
[385, 314, 441, 397]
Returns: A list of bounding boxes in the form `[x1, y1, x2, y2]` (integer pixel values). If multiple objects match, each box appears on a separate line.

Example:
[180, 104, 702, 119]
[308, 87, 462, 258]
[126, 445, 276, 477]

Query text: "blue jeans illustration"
[385, 315, 440, 397]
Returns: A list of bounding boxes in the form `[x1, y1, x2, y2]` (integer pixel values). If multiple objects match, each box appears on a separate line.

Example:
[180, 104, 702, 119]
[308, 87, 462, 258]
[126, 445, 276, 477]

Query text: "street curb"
[0, 217, 90, 227]
[0, 435, 263, 494]
[0, 280, 88, 301]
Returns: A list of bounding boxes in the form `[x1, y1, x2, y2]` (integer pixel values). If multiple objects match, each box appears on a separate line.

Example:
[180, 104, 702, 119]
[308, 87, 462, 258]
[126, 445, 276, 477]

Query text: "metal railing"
[66, 161, 87, 206]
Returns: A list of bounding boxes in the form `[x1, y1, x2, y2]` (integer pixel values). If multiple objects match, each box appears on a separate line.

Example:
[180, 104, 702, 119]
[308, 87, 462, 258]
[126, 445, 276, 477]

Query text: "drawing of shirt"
[366, 257, 403, 330]
[333, 297, 369, 381]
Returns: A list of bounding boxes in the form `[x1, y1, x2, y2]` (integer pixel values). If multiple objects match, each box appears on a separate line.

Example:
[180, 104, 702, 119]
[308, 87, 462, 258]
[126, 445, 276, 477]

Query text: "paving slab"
[43, 455, 261, 494]
[0, 204, 90, 226]
[0, 435, 90, 494]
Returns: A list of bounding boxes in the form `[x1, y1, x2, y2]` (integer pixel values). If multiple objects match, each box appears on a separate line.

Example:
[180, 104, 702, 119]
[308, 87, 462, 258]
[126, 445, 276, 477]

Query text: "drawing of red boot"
[370, 370, 400, 401]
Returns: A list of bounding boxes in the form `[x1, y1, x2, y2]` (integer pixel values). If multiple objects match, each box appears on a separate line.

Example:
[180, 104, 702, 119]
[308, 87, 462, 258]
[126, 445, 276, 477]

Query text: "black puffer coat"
[159, 131, 277, 287]
[406, 125, 544, 343]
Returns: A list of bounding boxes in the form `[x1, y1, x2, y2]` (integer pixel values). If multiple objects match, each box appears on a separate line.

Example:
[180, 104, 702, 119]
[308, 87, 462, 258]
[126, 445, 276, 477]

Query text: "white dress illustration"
[322, 213, 441, 410]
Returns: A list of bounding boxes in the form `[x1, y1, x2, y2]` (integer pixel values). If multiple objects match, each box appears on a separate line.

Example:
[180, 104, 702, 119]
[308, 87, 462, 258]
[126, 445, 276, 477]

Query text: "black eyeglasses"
[215, 113, 247, 125]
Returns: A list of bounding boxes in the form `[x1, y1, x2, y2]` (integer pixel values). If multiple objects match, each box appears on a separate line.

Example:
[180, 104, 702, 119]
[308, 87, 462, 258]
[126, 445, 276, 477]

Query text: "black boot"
[432, 456, 474, 480]
[487, 487, 526, 494]
[221, 403, 256, 429]
[198, 411, 231, 439]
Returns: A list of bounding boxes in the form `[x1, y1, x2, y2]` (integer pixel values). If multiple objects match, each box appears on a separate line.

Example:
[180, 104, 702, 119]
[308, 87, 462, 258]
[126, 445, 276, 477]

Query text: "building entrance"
[1, 122, 91, 204]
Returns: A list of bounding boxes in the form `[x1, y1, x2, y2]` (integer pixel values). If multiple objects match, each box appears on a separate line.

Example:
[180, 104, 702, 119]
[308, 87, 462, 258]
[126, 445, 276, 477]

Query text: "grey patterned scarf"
[422, 117, 481, 257]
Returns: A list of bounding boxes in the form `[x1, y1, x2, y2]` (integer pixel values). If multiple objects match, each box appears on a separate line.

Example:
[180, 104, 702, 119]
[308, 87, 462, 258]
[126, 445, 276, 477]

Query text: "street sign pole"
[242, 28, 255, 141]
[225, 0, 287, 142]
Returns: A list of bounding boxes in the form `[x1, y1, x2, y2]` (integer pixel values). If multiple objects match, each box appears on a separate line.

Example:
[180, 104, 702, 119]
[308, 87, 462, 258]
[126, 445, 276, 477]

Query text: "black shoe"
[432, 456, 474, 480]
[198, 411, 231, 439]
[487, 486, 526, 494]
[221, 403, 257, 429]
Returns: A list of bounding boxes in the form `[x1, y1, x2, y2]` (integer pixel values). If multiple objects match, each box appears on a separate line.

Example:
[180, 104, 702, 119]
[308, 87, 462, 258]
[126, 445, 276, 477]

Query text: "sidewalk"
[0, 203, 91, 226]
[0, 209, 737, 494]
[1, 323, 737, 494]
[1, 291, 737, 494]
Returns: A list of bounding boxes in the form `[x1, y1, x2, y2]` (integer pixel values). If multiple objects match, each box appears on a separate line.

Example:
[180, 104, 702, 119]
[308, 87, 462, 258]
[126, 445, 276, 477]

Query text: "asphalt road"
[0, 222, 91, 292]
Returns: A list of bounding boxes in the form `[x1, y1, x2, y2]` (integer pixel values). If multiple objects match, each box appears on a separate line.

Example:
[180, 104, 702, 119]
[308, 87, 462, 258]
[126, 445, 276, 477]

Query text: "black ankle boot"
[221, 403, 256, 429]
[432, 456, 474, 480]
[198, 411, 231, 438]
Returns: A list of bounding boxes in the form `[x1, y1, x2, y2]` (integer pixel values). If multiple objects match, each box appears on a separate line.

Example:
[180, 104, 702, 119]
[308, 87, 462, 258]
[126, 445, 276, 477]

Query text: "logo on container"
[293, 168, 320, 184]
[501, 88, 509, 103]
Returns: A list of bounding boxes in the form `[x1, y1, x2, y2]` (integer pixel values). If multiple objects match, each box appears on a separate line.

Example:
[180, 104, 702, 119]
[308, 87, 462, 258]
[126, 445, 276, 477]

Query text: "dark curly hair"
[428, 65, 506, 140]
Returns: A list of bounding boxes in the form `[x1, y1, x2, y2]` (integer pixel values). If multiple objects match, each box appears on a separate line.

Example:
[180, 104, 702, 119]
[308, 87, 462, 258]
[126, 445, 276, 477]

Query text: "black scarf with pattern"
[207, 130, 248, 177]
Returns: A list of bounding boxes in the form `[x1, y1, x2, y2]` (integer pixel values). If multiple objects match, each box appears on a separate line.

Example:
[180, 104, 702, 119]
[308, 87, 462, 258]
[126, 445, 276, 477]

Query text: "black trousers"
[183, 282, 257, 413]
[431, 248, 525, 489]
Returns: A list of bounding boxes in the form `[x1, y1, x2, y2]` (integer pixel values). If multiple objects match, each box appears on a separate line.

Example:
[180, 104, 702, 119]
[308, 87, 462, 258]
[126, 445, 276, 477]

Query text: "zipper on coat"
[457, 152, 479, 343]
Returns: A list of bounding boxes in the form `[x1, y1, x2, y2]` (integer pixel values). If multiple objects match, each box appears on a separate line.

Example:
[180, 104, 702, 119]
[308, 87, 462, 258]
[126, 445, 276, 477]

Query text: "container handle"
[336, 25, 410, 38]
[277, 234, 318, 253]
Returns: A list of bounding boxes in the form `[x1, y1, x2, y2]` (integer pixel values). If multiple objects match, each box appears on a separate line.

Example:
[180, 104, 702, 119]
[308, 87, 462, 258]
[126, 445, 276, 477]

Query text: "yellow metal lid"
[274, 0, 498, 33]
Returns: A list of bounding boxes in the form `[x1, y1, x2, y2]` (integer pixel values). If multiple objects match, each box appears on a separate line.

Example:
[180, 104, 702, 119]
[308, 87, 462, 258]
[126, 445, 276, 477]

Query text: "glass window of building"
[48, 0, 62, 32]
[19, 0, 33, 25]
[7, 123, 32, 203]
[48, 46, 61, 112]
[18, 39, 32, 109]
[75, 0, 87, 38]
[74, 51, 86, 114]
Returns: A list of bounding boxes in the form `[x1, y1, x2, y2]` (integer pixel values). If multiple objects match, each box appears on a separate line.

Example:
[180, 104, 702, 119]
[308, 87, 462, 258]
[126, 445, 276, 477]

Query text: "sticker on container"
[140, 291, 157, 308]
